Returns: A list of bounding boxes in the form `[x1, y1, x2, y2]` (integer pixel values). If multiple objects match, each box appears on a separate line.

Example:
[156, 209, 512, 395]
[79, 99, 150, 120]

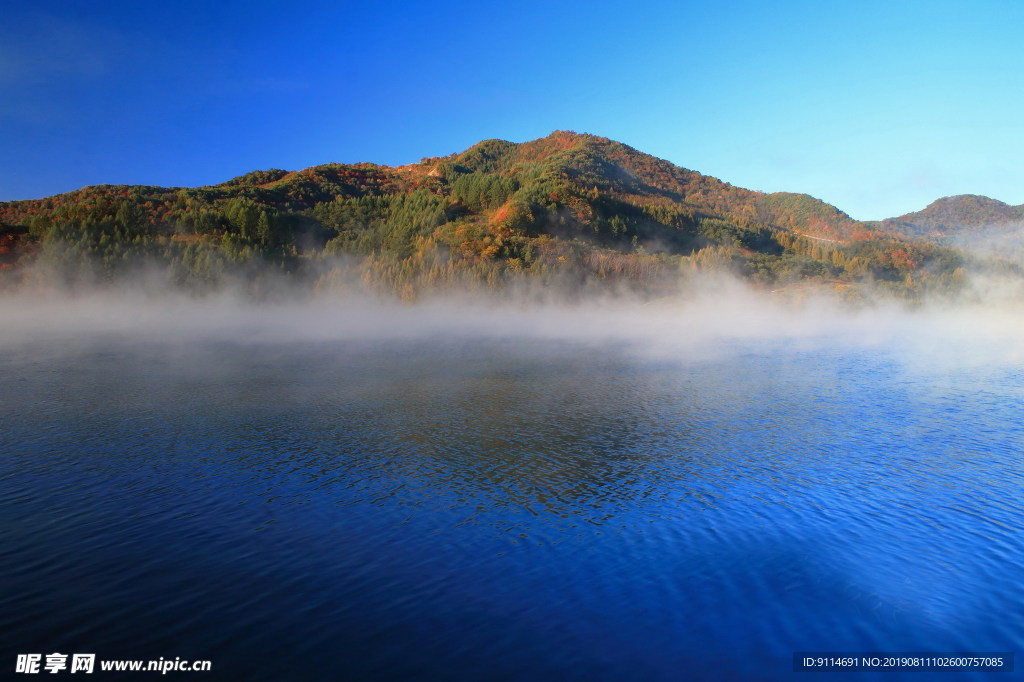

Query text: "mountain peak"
[922, 194, 1012, 211]
[882, 193, 1024, 237]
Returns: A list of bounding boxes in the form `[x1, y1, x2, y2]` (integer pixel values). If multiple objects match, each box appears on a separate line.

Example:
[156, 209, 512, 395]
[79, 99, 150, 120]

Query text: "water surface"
[2, 316, 1021, 680]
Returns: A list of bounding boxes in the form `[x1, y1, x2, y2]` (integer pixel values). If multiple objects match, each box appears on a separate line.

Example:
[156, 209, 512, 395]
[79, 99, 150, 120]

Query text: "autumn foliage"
[0, 132, 969, 298]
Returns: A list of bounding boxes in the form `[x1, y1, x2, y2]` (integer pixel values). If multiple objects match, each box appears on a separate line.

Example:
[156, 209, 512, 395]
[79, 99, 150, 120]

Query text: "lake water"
[2, 300, 1022, 680]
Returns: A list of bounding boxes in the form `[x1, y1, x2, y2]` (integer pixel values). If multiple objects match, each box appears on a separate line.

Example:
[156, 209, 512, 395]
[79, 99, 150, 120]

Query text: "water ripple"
[1, 336, 1021, 680]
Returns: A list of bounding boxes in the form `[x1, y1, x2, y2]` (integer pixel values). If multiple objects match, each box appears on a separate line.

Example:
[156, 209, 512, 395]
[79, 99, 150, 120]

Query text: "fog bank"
[3, 276, 1023, 373]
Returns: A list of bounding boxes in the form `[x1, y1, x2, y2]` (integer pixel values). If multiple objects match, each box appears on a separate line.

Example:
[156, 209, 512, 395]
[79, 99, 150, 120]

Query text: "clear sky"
[2, 0, 1022, 220]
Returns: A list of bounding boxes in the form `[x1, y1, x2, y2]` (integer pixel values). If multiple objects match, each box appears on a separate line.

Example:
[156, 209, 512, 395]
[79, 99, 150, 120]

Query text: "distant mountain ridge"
[875, 194, 1024, 238]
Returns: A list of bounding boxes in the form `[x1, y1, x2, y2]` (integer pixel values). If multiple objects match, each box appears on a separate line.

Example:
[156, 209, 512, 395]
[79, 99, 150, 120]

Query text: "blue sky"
[1, 0, 1021, 220]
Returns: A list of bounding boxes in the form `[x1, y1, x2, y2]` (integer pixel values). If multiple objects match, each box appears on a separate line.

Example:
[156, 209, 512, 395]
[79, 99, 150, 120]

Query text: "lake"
[1, 297, 1021, 680]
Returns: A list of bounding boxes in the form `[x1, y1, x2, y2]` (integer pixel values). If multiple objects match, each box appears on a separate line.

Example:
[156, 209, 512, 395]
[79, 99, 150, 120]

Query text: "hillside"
[876, 194, 1024, 239]
[0, 131, 966, 299]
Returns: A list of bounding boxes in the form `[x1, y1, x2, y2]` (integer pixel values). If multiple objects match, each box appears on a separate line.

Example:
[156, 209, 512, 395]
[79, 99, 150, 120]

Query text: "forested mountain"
[875, 195, 1024, 239]
[0, 131, 972, 299]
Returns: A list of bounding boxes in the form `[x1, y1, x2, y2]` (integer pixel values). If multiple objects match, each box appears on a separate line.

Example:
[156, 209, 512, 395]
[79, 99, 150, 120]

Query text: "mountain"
[0, 131, 966, 298]
[0, 131, 864, 241]
[875, 194, 1024, 239]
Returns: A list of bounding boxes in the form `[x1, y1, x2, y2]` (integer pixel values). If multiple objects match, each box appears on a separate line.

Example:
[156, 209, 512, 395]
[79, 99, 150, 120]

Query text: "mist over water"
[2, 283, 1023, 680]
[4, 275, 1024, 355]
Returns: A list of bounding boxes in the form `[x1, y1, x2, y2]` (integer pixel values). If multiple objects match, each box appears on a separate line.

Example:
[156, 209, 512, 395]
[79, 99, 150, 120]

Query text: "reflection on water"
[1, 335, 1022, 680]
